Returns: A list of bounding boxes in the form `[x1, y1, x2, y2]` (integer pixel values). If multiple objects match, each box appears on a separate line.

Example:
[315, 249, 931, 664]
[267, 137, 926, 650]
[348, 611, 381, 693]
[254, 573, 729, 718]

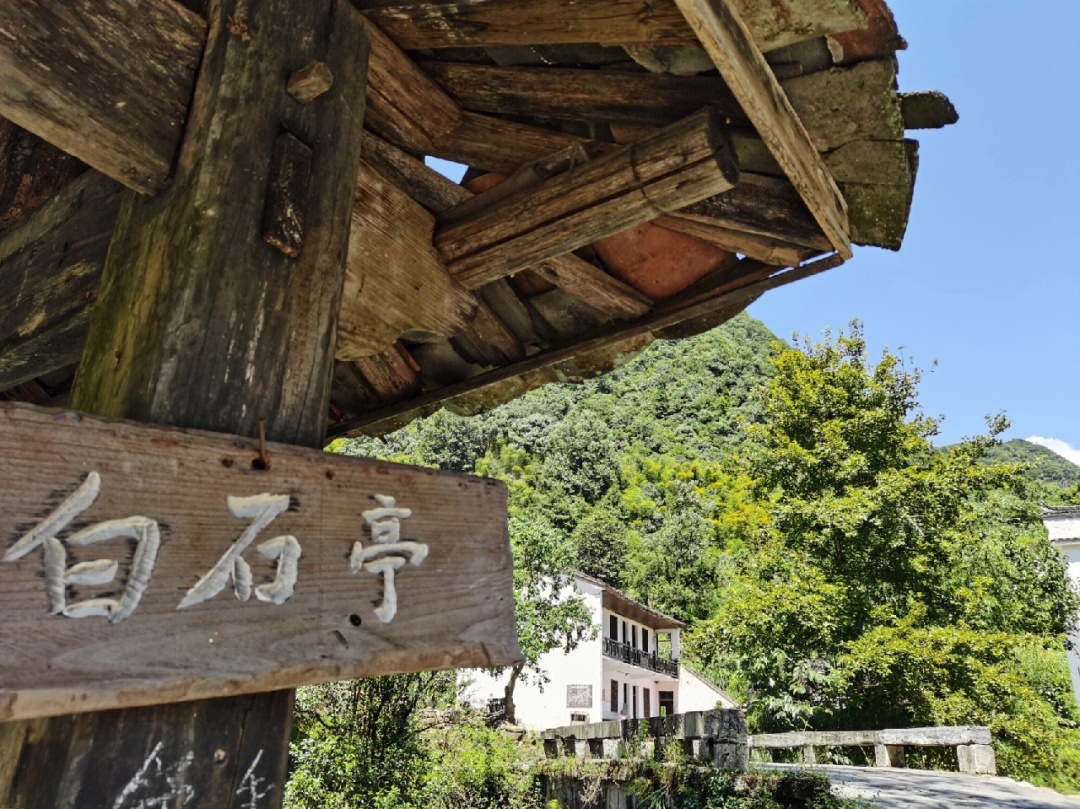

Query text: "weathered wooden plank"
[655, 214, 810, 266]
[531, 255, 653, 319]
[0, 0, 206, 194]
[672, 0, 851, 258]
[422, 62, 741, 126]
[679, 172, 833, 252]
[0, 119, 86, 233]
[337, 160, 478, 360]
[364, 16, 462, 152]
[365, 0, 864, 53]
[360, 131, 472, 214]
[436, 108, 738, 288]
[329, 255, 843, 438]
[0, 402, 518, 720]
[0, 172, 121, 391]
[434, 110, 613, 177]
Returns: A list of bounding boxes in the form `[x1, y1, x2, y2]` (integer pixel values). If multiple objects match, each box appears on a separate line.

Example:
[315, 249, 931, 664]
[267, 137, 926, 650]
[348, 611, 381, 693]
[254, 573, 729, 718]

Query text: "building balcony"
[602, 637, 678, 678]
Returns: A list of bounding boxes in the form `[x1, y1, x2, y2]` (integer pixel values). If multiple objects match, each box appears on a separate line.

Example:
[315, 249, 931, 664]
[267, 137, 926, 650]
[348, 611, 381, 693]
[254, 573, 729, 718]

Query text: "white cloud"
[1026, 436, 1080, 467]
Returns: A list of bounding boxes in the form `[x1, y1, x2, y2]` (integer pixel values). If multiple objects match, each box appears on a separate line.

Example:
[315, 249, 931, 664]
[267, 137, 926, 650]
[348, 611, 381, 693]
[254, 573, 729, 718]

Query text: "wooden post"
[0, 0, 370, 806]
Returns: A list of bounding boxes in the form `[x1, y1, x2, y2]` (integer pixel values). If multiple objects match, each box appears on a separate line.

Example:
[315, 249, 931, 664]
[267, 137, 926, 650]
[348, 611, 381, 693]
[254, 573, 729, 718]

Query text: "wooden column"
[0, 0, 370, 806]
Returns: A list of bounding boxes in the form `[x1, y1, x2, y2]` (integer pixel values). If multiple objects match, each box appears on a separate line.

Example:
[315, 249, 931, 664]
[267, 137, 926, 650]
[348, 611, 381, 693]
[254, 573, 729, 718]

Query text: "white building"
[1043, 506, 1080, 708]
[460, 572, 737, 730]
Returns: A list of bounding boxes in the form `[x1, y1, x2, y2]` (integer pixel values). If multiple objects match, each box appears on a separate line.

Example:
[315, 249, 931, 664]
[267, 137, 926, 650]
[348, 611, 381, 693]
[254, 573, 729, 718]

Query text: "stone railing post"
[957, 744, 996, 775]
[874, 743, 905, 768]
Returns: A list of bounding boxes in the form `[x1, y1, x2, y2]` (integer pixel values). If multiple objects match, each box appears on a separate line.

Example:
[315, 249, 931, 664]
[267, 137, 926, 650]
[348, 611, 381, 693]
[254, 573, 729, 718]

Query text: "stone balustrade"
[748, 726, 996, 775]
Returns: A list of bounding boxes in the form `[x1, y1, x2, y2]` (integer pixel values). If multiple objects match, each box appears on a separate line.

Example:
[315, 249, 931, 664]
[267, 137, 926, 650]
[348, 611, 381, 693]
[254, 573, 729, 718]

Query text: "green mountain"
[981, 439, 1079, 489]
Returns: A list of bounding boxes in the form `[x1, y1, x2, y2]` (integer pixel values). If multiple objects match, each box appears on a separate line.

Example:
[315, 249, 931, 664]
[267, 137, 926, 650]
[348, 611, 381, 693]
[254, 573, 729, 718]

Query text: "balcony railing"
[603, 637, 678, 677]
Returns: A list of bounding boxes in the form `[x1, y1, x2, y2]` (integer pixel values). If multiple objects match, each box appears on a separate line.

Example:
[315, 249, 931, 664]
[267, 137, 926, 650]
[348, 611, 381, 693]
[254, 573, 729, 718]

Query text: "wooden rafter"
[364, 0, 865, 53]
[672, 0, 852, 257]
[328, 254, 845, 440]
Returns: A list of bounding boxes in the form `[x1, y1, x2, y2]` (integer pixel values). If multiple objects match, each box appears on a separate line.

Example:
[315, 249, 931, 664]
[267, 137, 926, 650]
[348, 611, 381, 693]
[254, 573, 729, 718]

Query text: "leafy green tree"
[501, 514, 594, 723]
[687, 323, 1078, 784]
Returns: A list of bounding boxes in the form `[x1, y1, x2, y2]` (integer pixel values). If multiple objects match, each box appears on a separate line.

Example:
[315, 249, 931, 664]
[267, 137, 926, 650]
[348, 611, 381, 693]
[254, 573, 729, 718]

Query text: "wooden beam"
[422, 62, 741, 127]
[0, 3, 369, 805]
[337, 160, 478, 360]
[0, 119, 86, 233]
[328, 254, 844, 439]
[0, 173, 120, 392]
[655, 214, 811, 266]
[365, 131, 654, 320]
[363, 16, 462, 152]
[531, 256, 653, 319]
[364, 0, 865, 53]
[671, 0, 852, 258]
[436, 108, 738, 288]
[0, 0, 206, 194]
[360, 131, 472, 213]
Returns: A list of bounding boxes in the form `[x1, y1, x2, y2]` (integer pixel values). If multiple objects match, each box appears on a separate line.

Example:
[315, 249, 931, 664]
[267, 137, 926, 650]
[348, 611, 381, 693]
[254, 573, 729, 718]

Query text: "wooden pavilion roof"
[0, 0, 955, 440]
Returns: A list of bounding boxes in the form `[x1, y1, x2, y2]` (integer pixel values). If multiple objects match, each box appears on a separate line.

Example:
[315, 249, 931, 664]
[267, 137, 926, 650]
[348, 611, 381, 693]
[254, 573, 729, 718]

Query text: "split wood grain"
[363, 17, 462, 152]
[365, 0, 864, 53]
[0, 0, 206, 194]
[337, 160, 478, 359]
[362, 133, 652, 320]
[436, 108, 739, 288]
[672, 0, 852, 258]
[0, 402, 518, 721]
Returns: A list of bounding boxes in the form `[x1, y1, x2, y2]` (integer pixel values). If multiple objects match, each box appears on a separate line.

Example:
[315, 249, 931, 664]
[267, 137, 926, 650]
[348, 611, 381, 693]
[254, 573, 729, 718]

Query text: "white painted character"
[349, 494, 427, 623]
[2, 471, 160, 623]
[178, 493, 301, 609]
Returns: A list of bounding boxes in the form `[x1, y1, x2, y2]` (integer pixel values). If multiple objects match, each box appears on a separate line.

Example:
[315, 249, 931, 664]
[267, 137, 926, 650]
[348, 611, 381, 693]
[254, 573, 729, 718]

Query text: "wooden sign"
[0, 403, 520, 721]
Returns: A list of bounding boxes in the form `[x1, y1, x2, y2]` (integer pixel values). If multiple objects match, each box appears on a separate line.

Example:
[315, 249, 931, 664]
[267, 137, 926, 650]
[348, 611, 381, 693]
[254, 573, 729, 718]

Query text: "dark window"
[642, 628, 650, 652]
[609, 614, 618, 640]
[610, 679, 618, 713]
[622, 620, 627, 644]
[623, 683, 628, 713]
[631, 625, 638, 649]
[632, 685, 638, 719]
[571, 713, 588, 724]
[659, 690, 674, 716]
[644, 688, 651, 718]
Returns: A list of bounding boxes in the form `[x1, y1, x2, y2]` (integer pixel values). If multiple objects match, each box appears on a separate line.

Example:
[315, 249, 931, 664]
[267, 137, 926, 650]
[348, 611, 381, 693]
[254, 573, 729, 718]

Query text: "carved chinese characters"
[2, 471, 160, 623]
[0, 403, 517, 721]
[349, 494, 429, 622]
[4, 471, 427, 623]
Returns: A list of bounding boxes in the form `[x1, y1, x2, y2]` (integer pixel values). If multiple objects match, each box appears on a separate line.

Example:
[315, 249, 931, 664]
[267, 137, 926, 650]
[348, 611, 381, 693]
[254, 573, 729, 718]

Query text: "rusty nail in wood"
[257, 418, 269, 469]
[287, 61, 333, 104]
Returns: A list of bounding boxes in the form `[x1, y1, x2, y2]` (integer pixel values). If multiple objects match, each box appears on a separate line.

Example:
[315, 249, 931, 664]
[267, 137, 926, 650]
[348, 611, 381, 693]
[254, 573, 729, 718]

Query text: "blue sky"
[429, 1, 1080, 456]
[749, 1, 1080, 453]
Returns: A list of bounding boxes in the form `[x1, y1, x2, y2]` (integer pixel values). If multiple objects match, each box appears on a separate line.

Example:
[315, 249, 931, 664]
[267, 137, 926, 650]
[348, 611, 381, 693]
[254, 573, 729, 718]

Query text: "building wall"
[679, 665, 738, 711]
[459, 577, 606, 729]
[1046, 516, 1080, 543]
[1054, 539, 1080, 708]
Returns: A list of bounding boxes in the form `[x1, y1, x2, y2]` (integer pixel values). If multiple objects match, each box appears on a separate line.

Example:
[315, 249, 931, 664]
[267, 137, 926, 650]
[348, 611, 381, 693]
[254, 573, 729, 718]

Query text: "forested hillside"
[981, 439, 1080, 490]
[322, 314, 1080, 796]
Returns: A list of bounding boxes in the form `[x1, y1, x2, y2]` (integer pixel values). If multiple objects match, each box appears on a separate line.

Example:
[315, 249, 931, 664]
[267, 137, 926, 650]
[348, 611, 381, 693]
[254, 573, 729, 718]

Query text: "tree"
[687, 323, 1079, 782]
[501, 514, 594, 723]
